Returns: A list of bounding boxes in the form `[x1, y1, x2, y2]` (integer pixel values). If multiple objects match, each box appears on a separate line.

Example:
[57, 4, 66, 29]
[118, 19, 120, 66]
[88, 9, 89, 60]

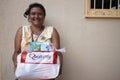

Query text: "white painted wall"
[0, 0, 120, 80]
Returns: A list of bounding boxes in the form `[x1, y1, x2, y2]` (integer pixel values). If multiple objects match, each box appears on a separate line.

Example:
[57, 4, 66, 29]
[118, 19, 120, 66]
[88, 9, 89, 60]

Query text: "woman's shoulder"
[21, 25, 30, 28]
[46, 25, 58, 30]
[45, 26, 54, 33]
[45, 25, 59, 32]
[45, 25, 54, 29]
[16, 26, 22, 33]
[16, 25, 30, 35]
[21, 25, 31, 32]
[15, 26, 22, 38]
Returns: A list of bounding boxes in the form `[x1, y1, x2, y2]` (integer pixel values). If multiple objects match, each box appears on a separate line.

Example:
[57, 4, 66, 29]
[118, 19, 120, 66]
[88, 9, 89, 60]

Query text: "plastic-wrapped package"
[28, 42, 53, 52]
[15, 42, 60, 79]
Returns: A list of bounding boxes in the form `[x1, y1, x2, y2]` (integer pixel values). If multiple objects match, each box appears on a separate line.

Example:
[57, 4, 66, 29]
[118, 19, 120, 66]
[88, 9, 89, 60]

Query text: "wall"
[0, 0, 120, 80]
[0, 1, 3, 79]
[0, 53, 1, 80]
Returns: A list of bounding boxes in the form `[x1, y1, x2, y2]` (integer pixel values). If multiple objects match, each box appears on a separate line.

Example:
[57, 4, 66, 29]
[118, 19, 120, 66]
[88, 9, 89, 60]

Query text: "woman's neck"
[31, 24, 44, 35]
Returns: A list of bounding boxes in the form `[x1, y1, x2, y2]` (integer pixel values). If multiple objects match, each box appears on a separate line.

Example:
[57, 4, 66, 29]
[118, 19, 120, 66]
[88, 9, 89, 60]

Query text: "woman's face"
[29, 7, 45, 26]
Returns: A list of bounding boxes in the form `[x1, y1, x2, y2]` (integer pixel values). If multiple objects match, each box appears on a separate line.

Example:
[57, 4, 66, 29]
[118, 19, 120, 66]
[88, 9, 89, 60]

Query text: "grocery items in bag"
[15, 42, 60, 79]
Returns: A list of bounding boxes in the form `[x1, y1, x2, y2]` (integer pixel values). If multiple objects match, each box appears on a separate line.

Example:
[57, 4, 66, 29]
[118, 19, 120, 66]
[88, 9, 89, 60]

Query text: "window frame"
[85, 0, 120, 18]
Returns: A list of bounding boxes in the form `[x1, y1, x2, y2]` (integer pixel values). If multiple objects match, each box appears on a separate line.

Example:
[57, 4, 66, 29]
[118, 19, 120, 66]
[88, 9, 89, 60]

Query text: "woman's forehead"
[30, 7, 43, 12]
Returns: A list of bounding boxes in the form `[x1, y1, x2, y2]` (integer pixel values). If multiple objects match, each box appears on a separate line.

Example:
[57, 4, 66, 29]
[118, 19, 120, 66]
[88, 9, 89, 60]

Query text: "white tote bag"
[15, 43, 60, 79]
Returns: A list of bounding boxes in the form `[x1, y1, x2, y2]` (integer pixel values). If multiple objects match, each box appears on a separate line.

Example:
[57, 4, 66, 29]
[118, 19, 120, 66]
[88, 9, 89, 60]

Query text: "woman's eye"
[38, 13, 44, 16]
[31, 13, 36, 15]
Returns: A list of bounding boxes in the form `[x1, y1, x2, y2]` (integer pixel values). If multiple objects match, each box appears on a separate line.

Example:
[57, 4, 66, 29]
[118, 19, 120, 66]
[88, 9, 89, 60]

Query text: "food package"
[15, 42, 60, 79]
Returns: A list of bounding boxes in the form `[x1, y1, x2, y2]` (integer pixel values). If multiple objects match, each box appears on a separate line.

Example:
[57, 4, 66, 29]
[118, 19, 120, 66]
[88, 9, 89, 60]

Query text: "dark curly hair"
[24, 3, 46, 18]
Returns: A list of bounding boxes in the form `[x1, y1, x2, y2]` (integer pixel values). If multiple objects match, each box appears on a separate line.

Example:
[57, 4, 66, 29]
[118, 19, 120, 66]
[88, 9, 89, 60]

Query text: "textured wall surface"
[0, 0, 120, 80]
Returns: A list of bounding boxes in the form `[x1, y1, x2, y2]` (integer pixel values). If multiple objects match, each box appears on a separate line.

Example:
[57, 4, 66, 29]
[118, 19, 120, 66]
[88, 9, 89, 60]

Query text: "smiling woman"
[24, 3, 46, 28]
[12, 3, 63, 80]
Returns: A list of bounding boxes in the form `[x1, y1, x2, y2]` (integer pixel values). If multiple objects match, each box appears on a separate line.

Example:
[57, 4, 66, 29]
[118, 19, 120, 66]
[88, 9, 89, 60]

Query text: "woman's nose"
[35, 14, 39, 18]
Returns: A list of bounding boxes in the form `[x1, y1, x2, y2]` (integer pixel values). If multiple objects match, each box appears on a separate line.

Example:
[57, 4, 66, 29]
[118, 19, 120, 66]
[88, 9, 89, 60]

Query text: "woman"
[12, 3, 63, 80]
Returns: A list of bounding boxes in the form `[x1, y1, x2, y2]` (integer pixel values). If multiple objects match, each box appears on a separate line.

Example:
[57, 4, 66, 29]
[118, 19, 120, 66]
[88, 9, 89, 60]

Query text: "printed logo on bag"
[29, 53, 51, 60]
[24, 52, 55, 64]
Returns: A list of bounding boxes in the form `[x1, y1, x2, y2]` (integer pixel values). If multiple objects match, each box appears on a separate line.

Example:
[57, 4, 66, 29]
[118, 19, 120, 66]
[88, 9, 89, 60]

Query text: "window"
[85, 0, 120, 18]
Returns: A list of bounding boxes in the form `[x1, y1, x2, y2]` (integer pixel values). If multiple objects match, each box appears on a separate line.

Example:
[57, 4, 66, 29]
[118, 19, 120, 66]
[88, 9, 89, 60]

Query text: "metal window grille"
[86, 0, 120, 18]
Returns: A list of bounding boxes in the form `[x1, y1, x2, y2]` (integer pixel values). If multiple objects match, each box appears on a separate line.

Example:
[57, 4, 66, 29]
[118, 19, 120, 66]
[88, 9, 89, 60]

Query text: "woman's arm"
[12, 27, 22, 72]
[52, 28, 63, 75]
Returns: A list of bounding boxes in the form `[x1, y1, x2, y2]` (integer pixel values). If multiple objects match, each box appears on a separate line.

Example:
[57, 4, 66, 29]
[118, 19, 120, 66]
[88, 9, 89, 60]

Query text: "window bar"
[118, 0, 119, 9]
[110, 0, 112, 9]
[102, 0, 104, 10]
[94, 0, 96, 9]
[118, 0, 119, 16]
[94, 0, 96, 15]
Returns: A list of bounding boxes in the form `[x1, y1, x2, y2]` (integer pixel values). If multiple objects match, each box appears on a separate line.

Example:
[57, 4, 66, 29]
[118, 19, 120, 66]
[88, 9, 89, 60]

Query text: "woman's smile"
[29, 7, 45, 26]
